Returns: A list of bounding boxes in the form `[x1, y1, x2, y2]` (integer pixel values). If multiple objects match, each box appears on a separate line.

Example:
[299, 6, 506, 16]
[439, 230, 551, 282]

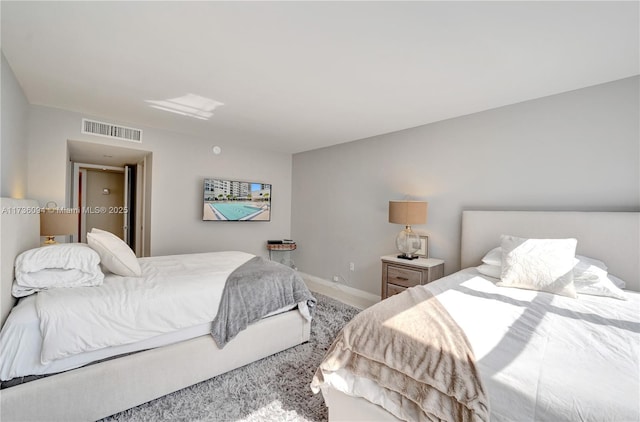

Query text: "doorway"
[83, 168, 125, 239]
[68, 140, 152, 257]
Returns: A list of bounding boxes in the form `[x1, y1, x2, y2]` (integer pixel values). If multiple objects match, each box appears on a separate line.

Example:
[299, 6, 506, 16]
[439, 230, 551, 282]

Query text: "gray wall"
[25, 106, 293, 258]
[292, 76, 640, 296]
[1, 53, 29, 198]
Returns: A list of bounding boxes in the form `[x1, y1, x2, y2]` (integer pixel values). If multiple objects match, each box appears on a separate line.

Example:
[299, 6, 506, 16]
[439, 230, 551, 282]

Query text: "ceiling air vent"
[81, 119, 142, 143]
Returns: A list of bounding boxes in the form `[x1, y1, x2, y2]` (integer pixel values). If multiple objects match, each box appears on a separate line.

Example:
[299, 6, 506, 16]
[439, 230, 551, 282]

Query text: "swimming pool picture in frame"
[203, 178, 271, 221]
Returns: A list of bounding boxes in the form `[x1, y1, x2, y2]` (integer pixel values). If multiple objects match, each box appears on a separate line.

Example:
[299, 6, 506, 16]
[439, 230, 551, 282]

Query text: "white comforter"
[34, 251, 254, 363]
[320, 268, 640, 421]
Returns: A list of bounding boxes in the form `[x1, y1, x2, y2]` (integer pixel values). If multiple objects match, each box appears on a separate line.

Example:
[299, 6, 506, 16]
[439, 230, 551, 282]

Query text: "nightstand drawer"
[386, 283, 406, 297]
[387, 266, 422, 288]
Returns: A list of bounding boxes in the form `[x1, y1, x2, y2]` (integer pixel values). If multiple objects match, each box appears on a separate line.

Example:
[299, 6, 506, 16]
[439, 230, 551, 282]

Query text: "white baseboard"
[300, 272, 380, 310]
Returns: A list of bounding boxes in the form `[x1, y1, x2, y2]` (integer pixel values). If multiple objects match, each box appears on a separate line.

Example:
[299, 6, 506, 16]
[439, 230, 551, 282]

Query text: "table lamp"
[388, 200, 427, 260]
[40, 207, 78, 245]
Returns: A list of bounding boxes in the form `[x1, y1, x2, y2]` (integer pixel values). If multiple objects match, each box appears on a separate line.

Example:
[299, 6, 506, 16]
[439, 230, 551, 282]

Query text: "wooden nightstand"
[381, 255, 445, 299]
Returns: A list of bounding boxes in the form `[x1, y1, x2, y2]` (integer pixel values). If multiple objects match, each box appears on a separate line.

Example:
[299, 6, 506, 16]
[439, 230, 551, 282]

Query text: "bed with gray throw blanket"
[0, 201, 314, 422]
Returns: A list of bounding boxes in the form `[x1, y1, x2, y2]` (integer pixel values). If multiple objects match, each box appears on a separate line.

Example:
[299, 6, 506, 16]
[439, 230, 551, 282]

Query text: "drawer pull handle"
[395, 276, 409, 281]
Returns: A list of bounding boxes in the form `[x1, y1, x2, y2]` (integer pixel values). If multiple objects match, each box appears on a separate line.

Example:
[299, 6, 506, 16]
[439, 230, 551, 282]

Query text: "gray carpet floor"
[101, 293, 360, 422]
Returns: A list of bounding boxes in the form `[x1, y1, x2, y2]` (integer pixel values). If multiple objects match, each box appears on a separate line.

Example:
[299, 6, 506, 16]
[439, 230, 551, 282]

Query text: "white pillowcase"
[573, 265, 627, 300]
[480, 242, 628, 300]
[477, 263, 502, 279]
[608, 275, 626, 291]
[481, 247, 502, 266]
[12, 244, 104, 297]
[480, 246, 626, 289]
[87, 228, 142, 277]
[16, 243, 100, 276]
[498, 235, 578, 298]
[571, 256, 625, 290]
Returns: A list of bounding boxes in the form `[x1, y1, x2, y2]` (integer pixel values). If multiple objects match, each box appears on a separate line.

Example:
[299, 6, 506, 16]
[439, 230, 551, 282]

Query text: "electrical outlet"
[349, 262, 355, 271]
[333, 276, 339, 282]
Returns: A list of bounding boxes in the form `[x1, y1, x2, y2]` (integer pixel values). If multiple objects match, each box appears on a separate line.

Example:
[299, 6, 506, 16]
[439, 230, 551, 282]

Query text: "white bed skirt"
[1, 309, 310, 422]
[324, 387, 401, 422]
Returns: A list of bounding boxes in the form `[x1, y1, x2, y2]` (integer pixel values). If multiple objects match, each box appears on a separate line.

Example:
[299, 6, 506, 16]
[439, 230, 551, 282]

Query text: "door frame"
[72, 162, 125, 244]
[67, 141, 152, 257]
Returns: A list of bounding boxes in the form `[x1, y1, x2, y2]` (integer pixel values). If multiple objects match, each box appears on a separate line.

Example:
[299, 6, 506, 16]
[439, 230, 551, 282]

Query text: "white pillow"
[482, 247, 607, 270]
[16, 243, 100, 276]
[481, 247, 502, 266]
[12, 269, 105, 297]
[13, 244, 104, 297]
[479, 246, 627, 299]
[610, 274, 626, 289]
[498, 235, 578, 298]
[574, 255, 607, 271]
[574, 259, 624, 289]
[574, 266, 627, 300]
[477, 263, 501, 279]
[481, 246, 614, 286]
[87, 228, 142, 277]
[607, 275, 627, 292]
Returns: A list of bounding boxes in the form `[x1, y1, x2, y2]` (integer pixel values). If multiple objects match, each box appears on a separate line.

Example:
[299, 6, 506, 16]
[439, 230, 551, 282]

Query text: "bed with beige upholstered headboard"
[0, 197, 312, 421]
[319, 209, 640, 422]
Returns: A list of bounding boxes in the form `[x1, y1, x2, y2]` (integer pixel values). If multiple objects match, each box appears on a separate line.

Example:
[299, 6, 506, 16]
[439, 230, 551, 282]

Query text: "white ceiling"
[2, 1, 638, 154]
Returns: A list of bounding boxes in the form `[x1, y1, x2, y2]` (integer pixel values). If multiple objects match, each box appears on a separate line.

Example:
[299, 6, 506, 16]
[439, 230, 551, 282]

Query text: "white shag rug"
[101, 293, 360, 422]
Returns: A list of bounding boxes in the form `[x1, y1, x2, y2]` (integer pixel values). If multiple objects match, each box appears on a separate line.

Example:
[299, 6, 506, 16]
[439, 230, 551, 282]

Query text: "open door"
[123, 164, 136, 251]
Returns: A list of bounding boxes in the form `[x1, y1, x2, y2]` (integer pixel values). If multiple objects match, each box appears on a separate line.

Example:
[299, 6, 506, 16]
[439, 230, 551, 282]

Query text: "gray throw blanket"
[211, 256, 316, 348]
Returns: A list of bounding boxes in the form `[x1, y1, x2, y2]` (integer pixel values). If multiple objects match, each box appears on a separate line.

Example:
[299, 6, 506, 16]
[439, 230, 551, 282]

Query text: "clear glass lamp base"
[396, 227, 421, 260]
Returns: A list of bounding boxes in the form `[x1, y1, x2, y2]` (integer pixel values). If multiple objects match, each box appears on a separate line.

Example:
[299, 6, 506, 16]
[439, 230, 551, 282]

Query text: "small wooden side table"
[267, 242, 297, 268]
[381, 255, 444, 299]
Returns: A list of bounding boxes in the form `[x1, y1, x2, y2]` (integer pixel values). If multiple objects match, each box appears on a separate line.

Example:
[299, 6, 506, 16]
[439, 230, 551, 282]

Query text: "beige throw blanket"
[312, 287, 489, 422]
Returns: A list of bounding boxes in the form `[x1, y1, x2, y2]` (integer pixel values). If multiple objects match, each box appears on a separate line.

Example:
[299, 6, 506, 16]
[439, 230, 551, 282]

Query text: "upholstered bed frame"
[324, 209, 640, 421]
[0, 198, 311, 421]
